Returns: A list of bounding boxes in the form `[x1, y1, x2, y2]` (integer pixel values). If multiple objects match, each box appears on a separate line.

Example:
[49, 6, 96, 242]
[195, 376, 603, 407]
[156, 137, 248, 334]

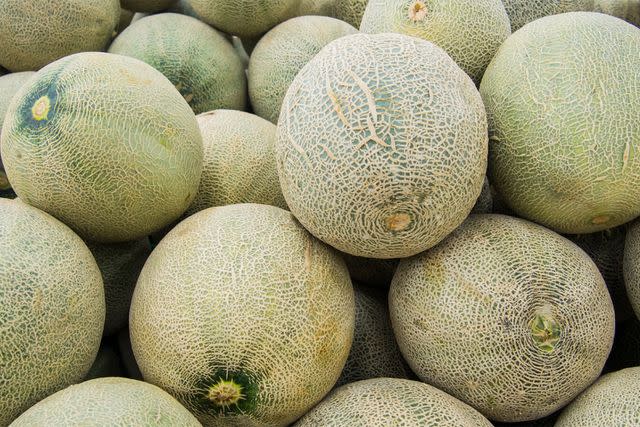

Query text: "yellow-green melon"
[130, 204, 355, 426]
[84, 342, 125, 380]
[295, 378, 493, 426]
[109, 13, 247, 114]
[360, 0, 511, 84]
[480, 13, 640, 234]
[501, 0, 594, 31]
[186, 110, 287, 215]
[189, 0, 300, 38]
[0, 198, 105, 426]
[624, 219, 640, 320]
[334, 0, 368, 27]
[390, 214, 615, 422]
[555, 367, 640, 426]
[120, 0, 177, 12]
[297, 0, 336, 16]
[277, 33, 488, 259]
[0, 0, 120, 72]
[248, 16, 357, 124]
[594, 0, 640, 25]
[1, 52, 203, 243]
[9, 377, 202, 426]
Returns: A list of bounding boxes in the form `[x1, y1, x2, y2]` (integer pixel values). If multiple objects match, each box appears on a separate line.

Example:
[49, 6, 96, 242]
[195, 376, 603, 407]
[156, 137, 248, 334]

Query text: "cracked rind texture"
[480, 13, 640, 235]
[189, 0, 300, 38]
[120, 0, 177, 12]
[0, 199, 105, 426]
[555, 367, 640, 426]
[276, 33, 488, 259]
[335, 286, 410, 386]
[389, 214, 615, 422]
[624, 220, 640, 320]
[0, 0, 120, 72]
[109, 13, 247, 114]
[501, 0, 594, 31]
[1, 52, 203, 243]
[9, 377, 202, 426]
[594, 0, 640, 25]
[360, 0, 511, 84]
[334, 0, 368, 27]
[248, 16, 357, 124]
[186, 110, 287, 215]
[130, 204, 355, 427]
[294, 378, 493, 426]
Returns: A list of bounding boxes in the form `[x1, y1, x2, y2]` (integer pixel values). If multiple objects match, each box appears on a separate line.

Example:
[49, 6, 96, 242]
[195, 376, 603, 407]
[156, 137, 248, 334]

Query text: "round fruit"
[249, 16, 357, 124]
[277, 33, 487, 259]
[501, 0, 593, 31]
[594, 0, 640, 25]
[390, 214, 615, 422]
[0, 198, 105, 426]
[186, 110, 287, 215]
[85, 342, 125, 380]
[120, 0, 177, 12]
[480, 13, 640, 234]
[555, 367, 640, 426]
[297, 0, 336, 16]
[334, 0, 368, 27]
[1, 52, 203, 243]
[624, 219, 640, 319]
[189, 0, 300, 38]
[360, 0, 511, 84]
[130, 204, 355, 426]
[0, 0, 120, 72]
[109, 13, 247, 114]
[295, 378, 493, 426]
[10, 377, 202, 426]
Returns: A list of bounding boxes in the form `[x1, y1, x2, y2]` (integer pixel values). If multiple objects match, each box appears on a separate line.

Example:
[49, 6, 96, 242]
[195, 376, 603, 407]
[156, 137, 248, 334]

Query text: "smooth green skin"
[249, 16, 357, 124]
[334, 0, 368, 27]
[120, 0, 177, 12]
[109, 13, 247, 114]
[480, 12, 640, 235]
[501, 0, 593, 31]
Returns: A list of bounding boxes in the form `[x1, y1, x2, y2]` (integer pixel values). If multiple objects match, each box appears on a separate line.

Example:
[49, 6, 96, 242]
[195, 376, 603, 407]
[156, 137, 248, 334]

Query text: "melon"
[297, 0, 336, 16]
[594, 0, 640, 25]
[342, 254, 399, 287]
[86, 238, 152, 336]
[85, 342, 125, 380]
[186, 110, 287, 215]
[360, 0, 511, 84]
[189, 0, 300, 38]
[336, 286, 410, 386]
[0, 198, 105, 426]
[480, 13, 640, 235]
[624, 219, 640, 319]
[116, 8, 135, 35]
[501, 0, 594, 31]
[471, 177, 493, 214]
[555, 367, 640, 426]
[120, 0, 177, 12]
[0, 0, 120, 72]
[295, 378, 493, 426]
[109, 13, 247, 114]
[248, 16, 357, 124]
[129, 204, 355, 426]
[9, 377, 202, 426]
[1, 52, 203, 243]
[334, 0, 368, 27]
[389, 214, 615, 422]
[277, 33, 487, 259]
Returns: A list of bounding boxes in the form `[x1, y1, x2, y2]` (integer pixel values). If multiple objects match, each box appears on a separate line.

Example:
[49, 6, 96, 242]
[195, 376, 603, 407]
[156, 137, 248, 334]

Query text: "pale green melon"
[295, 378, 493, 426]
[623, 219, 640, 320]
[360, 0, 511, 84]
[594, 0, 640, 25]
[390, 214, 614, 422]
[9, 377, 202, 426]
[342, 254, 399, 287]
[186, 110, 287, 215]
[336, 286, 410, 386]
[120, 0, 177, 12]
[109, 13, 246, 114]
[0, 0, 120, 72]
[480, 13, 640, 234]
[297, 0, 336, 16]
[85, 342, 125, 380]
[0, 199, 105, 426]
[334, 0, 368, 27]
[555, 367, 640, 426]
[189, 0, 300, 38]
[130, 204, 355, 426]
[501, 0, 594, 31]
[248, 16, 357, 124]
[1, 52, 203, 243]
[277, 33, 487, 259]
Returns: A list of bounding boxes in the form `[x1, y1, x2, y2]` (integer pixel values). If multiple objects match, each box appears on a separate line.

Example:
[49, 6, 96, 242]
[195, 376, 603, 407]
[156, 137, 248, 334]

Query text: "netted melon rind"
[334, 0, 368, 27]
[501, 0, 594, 31]
[297, 0, 336, 16]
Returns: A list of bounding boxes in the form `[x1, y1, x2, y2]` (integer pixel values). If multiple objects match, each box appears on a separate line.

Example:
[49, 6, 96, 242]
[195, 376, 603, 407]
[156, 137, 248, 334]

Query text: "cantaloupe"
[624, 220, 640, 319]
[594, 0, 640, 25]
[186, 110, 287, 215]
[334, 0, 368, 27]
[555, 367, 640, 426]
[0, 0, 120, 72]
[85, 342, 125, 380]
[120, 0, 177, 12]
[390, 214, 615, 422]
[297, 0, 336, 16]
[189, 0, 300, 38]
[336, 286, 410, 386]
[360, 0, 511, 84]
[1, 52, 203, 243]
[0, 198, 105, 426]
[480, 13, 640, 235]
[130, 204, 355, 426]
[9, 377, 202, 426]
[248, 16, 357, 124]
[109, 13, 247, 114]
[342, 254, 399, 287]
[86, 238, 151, 336]
[277, 33, 488, 259]
[501, 0, 594, 31]
[294, 378, 493, 426]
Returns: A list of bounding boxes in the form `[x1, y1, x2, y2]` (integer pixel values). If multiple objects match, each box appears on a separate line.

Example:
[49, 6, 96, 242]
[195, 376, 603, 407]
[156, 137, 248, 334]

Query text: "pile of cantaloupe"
[0, 0, 638, 426]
